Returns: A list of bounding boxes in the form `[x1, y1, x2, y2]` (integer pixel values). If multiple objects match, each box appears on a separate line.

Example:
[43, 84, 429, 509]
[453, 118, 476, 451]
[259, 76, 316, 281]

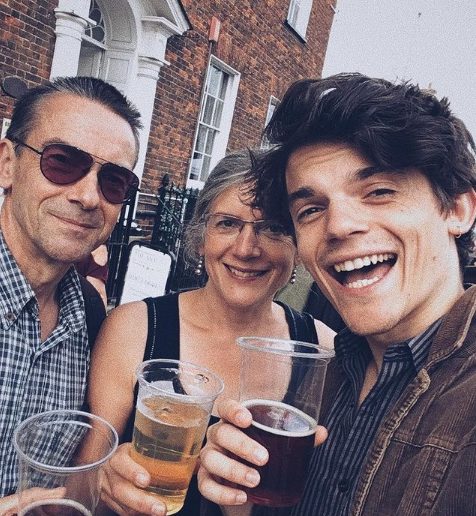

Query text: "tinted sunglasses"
[12, 139, 139, 204]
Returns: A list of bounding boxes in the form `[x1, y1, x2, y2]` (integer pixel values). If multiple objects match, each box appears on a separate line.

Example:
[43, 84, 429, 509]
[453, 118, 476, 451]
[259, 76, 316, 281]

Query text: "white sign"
[120, 244, 173, 304]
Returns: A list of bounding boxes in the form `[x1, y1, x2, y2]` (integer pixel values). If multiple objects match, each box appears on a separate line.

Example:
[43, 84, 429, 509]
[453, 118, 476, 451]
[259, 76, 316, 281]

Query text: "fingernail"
[136, 473, 149, 487]
[235, 491, 248, 504]
[253, 448, 268, 464]
[245, 470, 260, 487]
[151, 503, 165, 515]
[236, 411, 250, 426]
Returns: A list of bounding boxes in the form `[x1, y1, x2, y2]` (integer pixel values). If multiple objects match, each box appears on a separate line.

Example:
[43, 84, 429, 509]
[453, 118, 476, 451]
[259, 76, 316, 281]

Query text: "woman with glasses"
[88, 150, 335, 515]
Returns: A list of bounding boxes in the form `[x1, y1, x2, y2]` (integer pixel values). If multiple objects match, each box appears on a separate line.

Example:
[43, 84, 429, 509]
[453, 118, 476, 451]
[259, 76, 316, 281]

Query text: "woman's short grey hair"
[183, 149, 261, 266]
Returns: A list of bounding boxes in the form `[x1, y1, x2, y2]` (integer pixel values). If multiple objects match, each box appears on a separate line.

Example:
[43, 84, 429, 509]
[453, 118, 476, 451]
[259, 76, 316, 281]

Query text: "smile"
[331, 253, 397, 289]
[226, 265, 267, 279]
[54, 214, 99, 229]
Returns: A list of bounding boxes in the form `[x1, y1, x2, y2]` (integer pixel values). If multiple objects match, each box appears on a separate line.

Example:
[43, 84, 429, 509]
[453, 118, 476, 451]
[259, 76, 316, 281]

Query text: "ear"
[0, 139, 16, 191]
[447, 189, 476, 238]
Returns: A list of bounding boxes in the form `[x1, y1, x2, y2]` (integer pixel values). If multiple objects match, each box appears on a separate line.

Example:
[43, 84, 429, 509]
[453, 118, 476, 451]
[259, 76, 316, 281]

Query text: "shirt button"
[338, 479, 350, 493]
[5, 312, 15, 321]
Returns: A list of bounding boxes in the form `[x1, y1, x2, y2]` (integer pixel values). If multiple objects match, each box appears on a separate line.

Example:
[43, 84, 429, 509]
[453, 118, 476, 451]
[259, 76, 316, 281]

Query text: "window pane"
[90, 6, 102, 24]
[287, 0, 313, 36]
[190, 152, 203, 180]
[261, 97, 279, 149]
[218, 73, 229, 100]
[91, 26, 105, 42]
[195, 126, 207, 152]
[207, 66, 222, 96]
[85, 0, 106, 44]
[212, 99, 224, 127]
[202, 95, 215, 125]
[200, 155, 212, 182]
[205, 128, 216, 154]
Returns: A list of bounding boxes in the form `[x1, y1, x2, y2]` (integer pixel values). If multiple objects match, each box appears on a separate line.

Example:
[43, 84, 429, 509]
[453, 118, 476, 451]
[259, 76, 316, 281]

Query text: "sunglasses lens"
[99, 164, 139, 204]
[41, 144, 92, 184]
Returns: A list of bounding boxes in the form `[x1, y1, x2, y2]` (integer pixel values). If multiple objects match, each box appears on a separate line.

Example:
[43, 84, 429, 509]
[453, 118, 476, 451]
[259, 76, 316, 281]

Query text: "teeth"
[334, 253, 395, 272]
[229, 266, 263, 278]
[344, 260, 354, 271]
[346, 277, 380, 289]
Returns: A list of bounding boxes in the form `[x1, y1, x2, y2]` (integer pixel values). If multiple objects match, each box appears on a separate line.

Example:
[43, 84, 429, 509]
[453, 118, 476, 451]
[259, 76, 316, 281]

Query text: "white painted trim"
[186, 55, 241, 189]
[159, 0, 190, 34]
[287, 0, 313, 39]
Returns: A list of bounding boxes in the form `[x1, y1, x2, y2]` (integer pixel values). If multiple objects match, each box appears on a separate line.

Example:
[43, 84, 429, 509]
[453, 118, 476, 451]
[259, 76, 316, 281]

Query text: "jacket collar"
[426, 284, 476, 368]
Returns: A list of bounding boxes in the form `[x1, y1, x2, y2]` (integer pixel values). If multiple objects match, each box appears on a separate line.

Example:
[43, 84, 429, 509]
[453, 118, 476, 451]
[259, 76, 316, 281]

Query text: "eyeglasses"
[205, 213, 291, 242]
[12, 139, 139, 204]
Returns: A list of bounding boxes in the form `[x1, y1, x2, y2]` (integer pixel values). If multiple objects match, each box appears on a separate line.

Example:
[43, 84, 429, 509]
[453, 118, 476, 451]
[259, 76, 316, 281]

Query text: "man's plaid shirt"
[0, 231, 90, 496]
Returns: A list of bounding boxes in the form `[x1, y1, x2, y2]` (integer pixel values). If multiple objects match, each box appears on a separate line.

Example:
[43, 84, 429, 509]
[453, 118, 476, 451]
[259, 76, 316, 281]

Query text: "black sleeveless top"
[122, 292, 319, 516]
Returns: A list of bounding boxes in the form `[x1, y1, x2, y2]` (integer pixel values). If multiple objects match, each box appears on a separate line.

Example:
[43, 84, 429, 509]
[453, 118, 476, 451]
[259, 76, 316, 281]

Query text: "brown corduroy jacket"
[319, 285, 476, 516]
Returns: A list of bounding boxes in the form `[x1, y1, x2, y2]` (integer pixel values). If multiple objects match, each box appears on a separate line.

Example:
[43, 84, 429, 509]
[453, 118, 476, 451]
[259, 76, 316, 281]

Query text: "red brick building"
[0, 0, 335, 196]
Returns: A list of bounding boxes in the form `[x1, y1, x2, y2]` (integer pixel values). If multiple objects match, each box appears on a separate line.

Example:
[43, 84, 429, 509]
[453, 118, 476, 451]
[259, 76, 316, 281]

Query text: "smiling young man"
[0, 77, 141, 504]
[197, 73, 476, 515]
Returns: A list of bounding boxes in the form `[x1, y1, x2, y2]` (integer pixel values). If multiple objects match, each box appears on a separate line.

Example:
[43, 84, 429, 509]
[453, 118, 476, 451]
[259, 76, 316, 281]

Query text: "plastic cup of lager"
[131, 359, 224, 515]
[13, 409, 118, 515]
[237, 337, 334, 507]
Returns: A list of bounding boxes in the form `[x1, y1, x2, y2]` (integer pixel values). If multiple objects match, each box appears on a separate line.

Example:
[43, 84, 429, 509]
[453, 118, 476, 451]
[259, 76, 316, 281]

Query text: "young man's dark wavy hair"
[253, 72, 476, 267]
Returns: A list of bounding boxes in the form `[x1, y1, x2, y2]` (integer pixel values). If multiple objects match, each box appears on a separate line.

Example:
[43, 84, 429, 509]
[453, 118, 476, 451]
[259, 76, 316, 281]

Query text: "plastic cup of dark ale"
[237, 337, 334, 507]
[13, 410, 118, 515]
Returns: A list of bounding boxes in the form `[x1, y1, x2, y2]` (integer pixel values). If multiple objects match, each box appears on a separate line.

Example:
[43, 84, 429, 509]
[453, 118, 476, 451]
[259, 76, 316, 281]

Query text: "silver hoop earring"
[195, 256, 204, 276]
[456, 225, 463, 239]
[289, 266, 297, 284]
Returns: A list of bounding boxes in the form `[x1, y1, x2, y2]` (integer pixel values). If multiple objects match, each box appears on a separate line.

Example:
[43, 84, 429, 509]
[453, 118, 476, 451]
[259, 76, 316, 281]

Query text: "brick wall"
[0, 1, 56, 119]
[144, 0, 335, 190]
[0, 0, 335, 191]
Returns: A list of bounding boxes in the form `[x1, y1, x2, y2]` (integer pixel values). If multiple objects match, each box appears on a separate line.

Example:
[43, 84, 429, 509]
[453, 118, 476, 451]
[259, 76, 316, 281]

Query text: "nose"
[325, 200, 370, 241]
[232, 223, 262, 258]
[66, 166, 102, 209]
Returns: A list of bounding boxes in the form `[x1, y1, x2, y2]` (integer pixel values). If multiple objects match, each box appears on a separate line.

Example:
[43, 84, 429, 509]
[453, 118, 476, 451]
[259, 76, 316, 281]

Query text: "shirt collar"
[0, 230, 36, 328]
[58, 267, 87, 334]
[335, 318, 442, 373]
[0, 230, 86, 332]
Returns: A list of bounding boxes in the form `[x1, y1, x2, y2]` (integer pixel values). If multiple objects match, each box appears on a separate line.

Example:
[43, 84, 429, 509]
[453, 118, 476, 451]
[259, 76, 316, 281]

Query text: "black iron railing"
[106, 175, 200, 304]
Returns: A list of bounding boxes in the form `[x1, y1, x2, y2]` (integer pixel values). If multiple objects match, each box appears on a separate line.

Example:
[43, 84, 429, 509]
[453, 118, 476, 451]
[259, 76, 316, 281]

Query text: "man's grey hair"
[6, 76, 142, 162]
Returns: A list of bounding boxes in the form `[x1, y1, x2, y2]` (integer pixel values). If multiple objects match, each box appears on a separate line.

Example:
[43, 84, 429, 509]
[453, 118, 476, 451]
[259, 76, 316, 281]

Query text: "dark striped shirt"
[284, 320, 441, 516]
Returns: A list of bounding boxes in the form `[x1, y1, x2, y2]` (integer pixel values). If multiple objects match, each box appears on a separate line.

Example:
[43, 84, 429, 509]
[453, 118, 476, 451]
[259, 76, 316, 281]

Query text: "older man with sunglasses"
[0, 76, 141, 508]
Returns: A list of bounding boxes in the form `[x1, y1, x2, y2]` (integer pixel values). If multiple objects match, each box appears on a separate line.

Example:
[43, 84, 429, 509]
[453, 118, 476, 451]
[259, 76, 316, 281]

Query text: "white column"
[130, 57, 167, 182]
[128, 17, 180, 182]
[50, 0, 92, 79]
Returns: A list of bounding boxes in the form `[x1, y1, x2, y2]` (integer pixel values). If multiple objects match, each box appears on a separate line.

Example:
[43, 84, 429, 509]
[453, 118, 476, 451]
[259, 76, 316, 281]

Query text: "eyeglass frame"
[204, 212, 292, 242]
[10, 138, 139, 204]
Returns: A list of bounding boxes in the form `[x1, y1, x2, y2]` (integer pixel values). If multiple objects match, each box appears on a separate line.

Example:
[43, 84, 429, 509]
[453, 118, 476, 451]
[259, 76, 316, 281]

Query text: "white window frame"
[261, 96, 280, 149]
[187, 56, 240, 189]
[78, 0, 106, 78]
[287, 0, 314, 40]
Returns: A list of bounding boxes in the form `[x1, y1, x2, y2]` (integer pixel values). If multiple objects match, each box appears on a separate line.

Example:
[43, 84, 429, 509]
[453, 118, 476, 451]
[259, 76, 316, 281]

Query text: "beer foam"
[243, 399, 317, 437]
[137, 396, 206, 428]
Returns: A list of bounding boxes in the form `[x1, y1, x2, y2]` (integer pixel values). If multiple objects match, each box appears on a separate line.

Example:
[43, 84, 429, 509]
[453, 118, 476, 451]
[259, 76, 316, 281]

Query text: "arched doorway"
[50, 0, 190, 180]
